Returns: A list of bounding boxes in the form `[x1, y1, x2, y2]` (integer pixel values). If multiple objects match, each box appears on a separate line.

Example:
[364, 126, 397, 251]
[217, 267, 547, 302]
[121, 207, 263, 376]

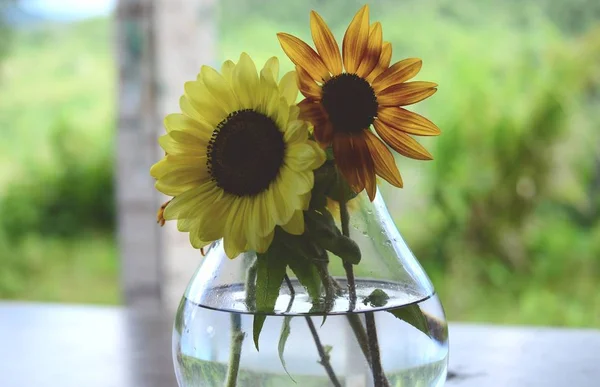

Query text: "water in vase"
[173, 279, 448, 387]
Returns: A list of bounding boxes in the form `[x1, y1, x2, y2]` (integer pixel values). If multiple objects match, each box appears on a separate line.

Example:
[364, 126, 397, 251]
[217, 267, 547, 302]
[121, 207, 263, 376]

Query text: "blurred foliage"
[0, 1, 598, 325]
[0, 120, 114, 240]
[0, 17, 117, 303]
[0, 1, 15, 60]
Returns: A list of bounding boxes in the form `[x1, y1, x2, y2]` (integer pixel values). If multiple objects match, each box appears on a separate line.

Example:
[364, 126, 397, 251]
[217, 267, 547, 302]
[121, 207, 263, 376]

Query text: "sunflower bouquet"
[152, 4, 440, 386]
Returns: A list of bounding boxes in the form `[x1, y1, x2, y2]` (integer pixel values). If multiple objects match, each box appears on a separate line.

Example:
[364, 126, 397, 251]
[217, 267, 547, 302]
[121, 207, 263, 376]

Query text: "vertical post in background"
[116, 0, 162, 309]
[116, 0, 217, 310]
[153, 0, 217, 310]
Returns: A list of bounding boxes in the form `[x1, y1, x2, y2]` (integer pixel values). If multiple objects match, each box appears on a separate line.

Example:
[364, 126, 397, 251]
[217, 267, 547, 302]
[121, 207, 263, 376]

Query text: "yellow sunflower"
[277, 5, 440, 200]
[151, 53, 326, 258]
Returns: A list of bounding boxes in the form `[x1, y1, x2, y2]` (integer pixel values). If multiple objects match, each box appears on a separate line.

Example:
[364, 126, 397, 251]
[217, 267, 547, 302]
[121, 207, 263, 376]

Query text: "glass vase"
[172, 190, 448, 387]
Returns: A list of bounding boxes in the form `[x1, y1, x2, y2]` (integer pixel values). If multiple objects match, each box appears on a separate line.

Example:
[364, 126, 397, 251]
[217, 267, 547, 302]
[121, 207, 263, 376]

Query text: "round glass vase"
[172, 190, 448, 387]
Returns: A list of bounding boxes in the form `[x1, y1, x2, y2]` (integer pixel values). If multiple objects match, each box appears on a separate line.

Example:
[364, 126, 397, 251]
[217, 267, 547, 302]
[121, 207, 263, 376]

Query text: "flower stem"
[224, 313, 245, 387]
[283, 274, 296, 313]
[338, 197, 357, 311]
[283, 274, 341, 387]
[305, 316, 342, 387]
[345, 314, 391, 387]
[365, 312, 385, 387]
[346, 314, 371, 363]
[338, 197, 389, 386]
[245, 259, 258, 310]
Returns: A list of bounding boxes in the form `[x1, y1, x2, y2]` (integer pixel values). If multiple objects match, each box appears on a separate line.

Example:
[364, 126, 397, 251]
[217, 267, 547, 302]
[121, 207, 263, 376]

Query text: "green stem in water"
[283, 274, 341, 387]
[224, 313, 245, 387]
[365, 312, 385, 387]
[305, 315, 342, 387]
[345, 314, 391, 387]
[283, 274, 296, 313]
[339, 197, 357, 311]
[245, 259, 258, 310]
[338, 197, 390, 386]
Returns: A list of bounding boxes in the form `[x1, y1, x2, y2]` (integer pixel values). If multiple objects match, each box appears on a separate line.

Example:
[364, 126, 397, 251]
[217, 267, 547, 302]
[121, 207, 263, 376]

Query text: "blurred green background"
[0, 0, 598, 326]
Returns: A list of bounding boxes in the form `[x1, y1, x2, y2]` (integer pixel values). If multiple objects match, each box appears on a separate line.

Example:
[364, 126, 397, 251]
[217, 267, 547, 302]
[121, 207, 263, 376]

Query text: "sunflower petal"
[264, 186, 288, 226]
[279, 71, 298, 105]
[163, 181, 218, 220]
[377, 81, 438, 107]
[281, 210, 305, 235]
[277, 33, 330, 82]
[256, 192, 276, 237]
[374, 120, 433, 160]
[297, 66, 322, 100]
[164, 113, 213, 142]
[364, 130, 403, 188]
[333, 133, 376, 200]
[201, 65, 239, 112]
[263, 56, 279, 81]
[224, 198, 248, 258]
[156, 168, 210, 196]
[188, 228, 211, 250]
[281, 165, 313, 194]
[183, 81, 228, 127]
[179, 95, 210, 126]
[377, 107, 441, 136]
[259, 67, 280, 118]
[366, 41, 392, 82]
[356, 22, 382, 78]
[232, 52, 259, 109]
[176, 188, 224, 232]
[298, 99, 326, 124]
[314, 122, 334, 146]
[286, 142, 326, 172]
[168, 130, 207, 148]
[158, 133, 205, 155]
[298, 99, 332, 145]
[283, 119, 309, 145]
[310, 10, 342, 75]
[150, 154, 207, 179]
[342, 5, 370, 74]
[221, 60, 235, 85]
[253, 230, 275, 253]
[191, 194, 234, 240]
[372, 58, 423, 92]
[275, 99, 290, 131]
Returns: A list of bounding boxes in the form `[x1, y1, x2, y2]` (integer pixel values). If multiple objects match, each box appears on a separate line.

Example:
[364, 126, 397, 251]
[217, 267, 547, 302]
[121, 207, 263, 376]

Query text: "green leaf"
[287, 257, 321, 302]
[327, 166, 358, 202]
[305, 210, 361, 264]
[253, 247, 288, 350]
[363, 289, 390, 307]
[277, 316, 296, 382]
[325, 146, 334, 160]
[255, 249, 288, 312]
[253, 315, 267, 351]
[330, 236, 361, 265]
[388, 304, 431, 337]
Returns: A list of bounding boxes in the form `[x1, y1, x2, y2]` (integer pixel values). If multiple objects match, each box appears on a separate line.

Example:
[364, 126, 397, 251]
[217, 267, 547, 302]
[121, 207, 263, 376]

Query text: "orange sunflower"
[277, 5, 440, 200]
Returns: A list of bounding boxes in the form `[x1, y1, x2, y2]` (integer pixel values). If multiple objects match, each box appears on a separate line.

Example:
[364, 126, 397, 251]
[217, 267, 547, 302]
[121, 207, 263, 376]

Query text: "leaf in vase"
[277, 316, 296, 382]
[255, 249, 288, 312]
[287, 256, 321, 302]
[253, 248, 288, 350]
[363, 288, 390, 307]
[388, 304, 431, 337]
[305, 209, 361, 264]
[327, 166, 358, 202]
[253, 315, 266, 351]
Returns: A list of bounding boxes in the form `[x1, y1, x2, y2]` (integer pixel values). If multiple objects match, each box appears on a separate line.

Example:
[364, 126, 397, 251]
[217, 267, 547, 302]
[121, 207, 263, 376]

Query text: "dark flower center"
[207, 109, 285, 196]
[321, 73, 378, 134]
